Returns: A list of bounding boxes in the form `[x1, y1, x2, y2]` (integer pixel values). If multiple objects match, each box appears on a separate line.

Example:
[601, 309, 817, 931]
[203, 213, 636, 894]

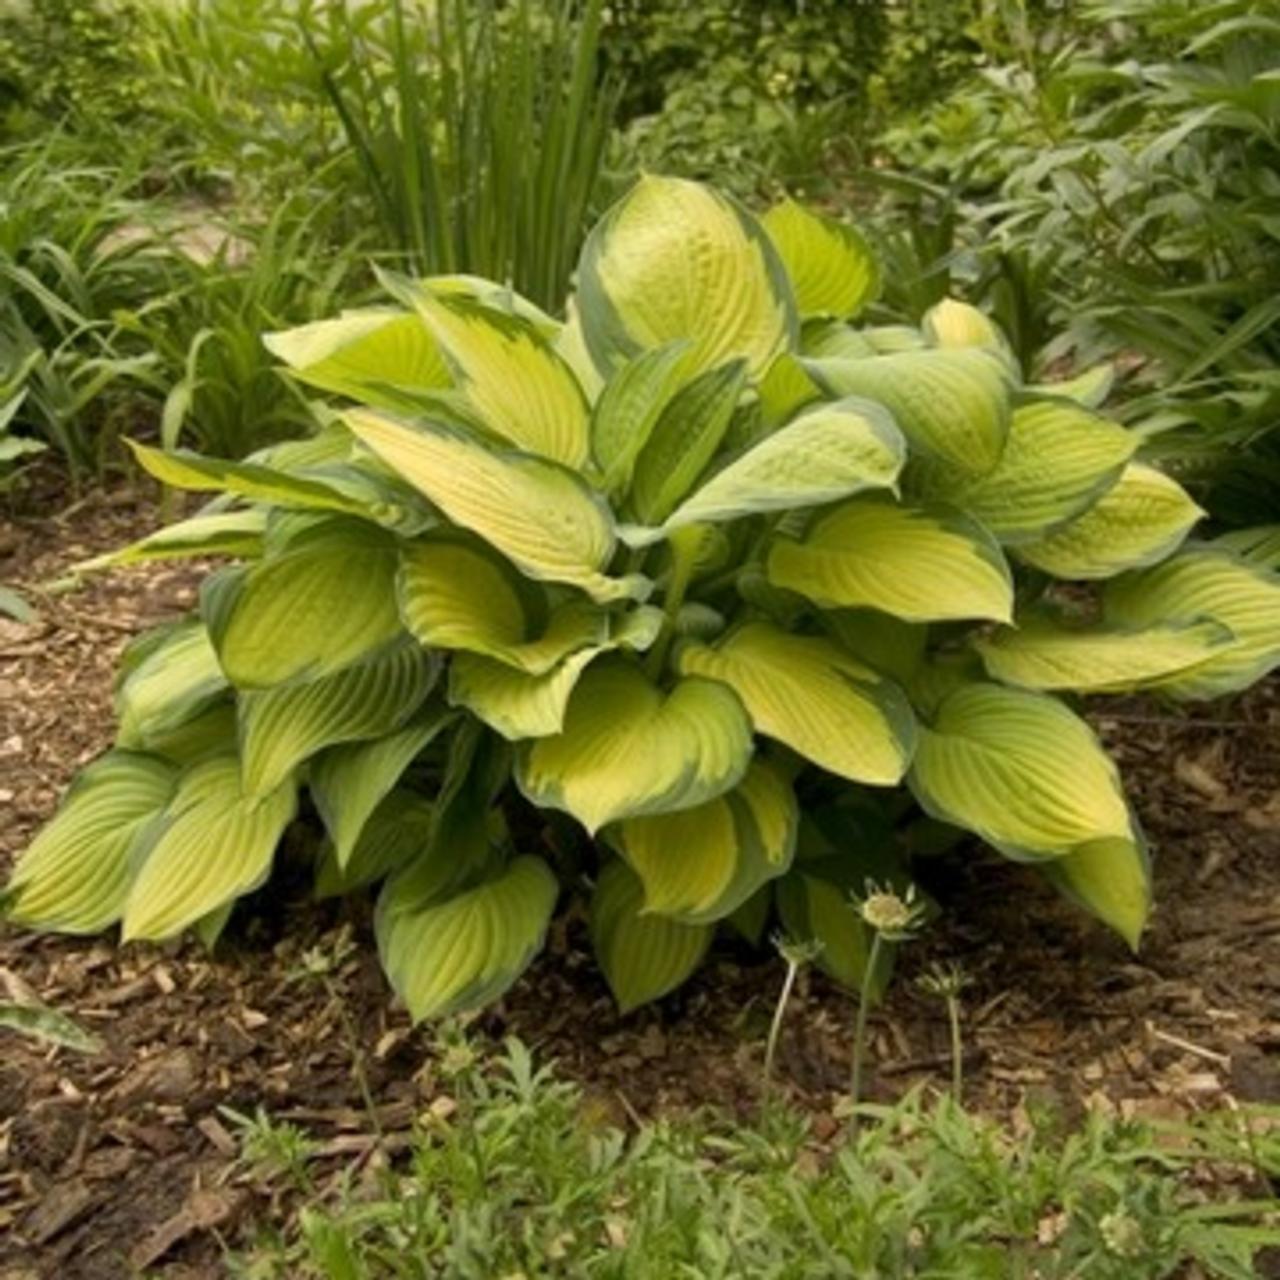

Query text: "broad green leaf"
[516, 658, 753, 833]
[762, 198, 880, 320]
[678, 622, 916, 786]
[926, 398, 1136, 544]
[629, 360, 747, 526]
[1214, 524, 1280, 570]
[1103, 550, 1280, 699]
[210, 520, 403, 689]
[922, 298, 1012, 363]
[116, 621, 228, 750]
[909, 684, 1132, 860]
[776, 872, 886, 995]
[315, 789, 433, 898]
[1027, 363, 1115, 408]
[345, 410, 645, 604]
[590, 860, 712, 1013]
[1016, 463, 1204, 579]
[636, 397, 905, 541]
[377, 855, 558, 1021]
[398, 539, 607, 673]
[1041, 831, 1150, 951]
[3, 751, 176, 934]
[824, 610, 927, 686]
[310, 708, 454, 868]
[263, 309, 451, 414]
[616, 760, 797, 923]
[975, 613, 1235, 692]
[803, 348, 1011, 475]
[239, 642, 437, 796]
[576, 175, 796, 379]
[448, 607, 664, 740]
[767, 497, 1014, 623]
[123, 755, 296, 941]
[75, 511, 266, 573]
[0, 1001, 101, 1054]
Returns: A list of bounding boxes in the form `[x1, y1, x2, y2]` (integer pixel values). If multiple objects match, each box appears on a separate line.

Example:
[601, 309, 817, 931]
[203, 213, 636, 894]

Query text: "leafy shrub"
[6, 177, 1279, 1020]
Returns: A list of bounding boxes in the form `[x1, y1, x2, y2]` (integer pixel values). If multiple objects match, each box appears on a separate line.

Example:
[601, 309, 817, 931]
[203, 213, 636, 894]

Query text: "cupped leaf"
[1016, 463, 1204, 579]
[762, 198, 880, 320]
[767, 497, 1014, 623]
[616, 759, 797, 924]
[590, 859, 712, 1013]
[75, 511, 266, 573]
[576, 175, 796, 379]
[239, 642, 437, 796]
[122, 755, 297, 941]
[678, 622, 916, 786]
[345, 410, 645, 604]
[377, 855, 559, 1022]
[116, 621, 228, 751]
[3, 751, 176, 934]
[922, 298, 1011, 361]
[909, 683, 1132, 860]
[1042, 830, 1151, 951]
[315, 789, 434, 899]
[398, 539, 607, 674]
[516, 658, 753, 833]
[1103, 550, 1280, 699]
[803, 348, 1011, 476]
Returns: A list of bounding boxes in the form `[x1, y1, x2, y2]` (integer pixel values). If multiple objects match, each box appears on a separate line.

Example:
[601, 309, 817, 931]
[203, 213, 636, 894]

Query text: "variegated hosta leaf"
[1041, 831, 1151, 951]
[761, 198, 880, 320]
[2, 751, 176, 934]
[590, 859, 712, 1013]
[1103, 550, 1280, 699]
[803, 348, 1011, 475]
[309, 708, 453, 868]
[909, 683, 1132, 860]
[377, 855, 558, 1022]
[1027, 363, 1115, 409]
[629, 397, 905, 543]
[263, 308, 451, 414]
[801, 319, 878, 360]
[863, 325, 927, 354]
[515, 657, 753, 833]
[1214, 524, 1280, 570]
[116, 621, 228, 751]
[924, 398, 1136, 544]
[398, 539, 607, 674]
[315, 789, 433, 899]
[448, 606, 664, 740]
[757, 352, 820, 427]
[678, 622, 916, 786]
[403, 290, 590, 468]
[921, 299, 1012, 364]
[576, 174, 796, 379]
[345, 410, 646, 604]
[123, 755, 297, 941]
[1016, 463, 1204, 579]
[767, 497, 1014, 623]
[208, 520, 403, 689]
[974, 613, 1235, 693]
[239, 642, 437, 796]
[616, 760, 797, 924]
[76, 511, 266, 574]
[776, 872, 886, 994]
[824, 610, 927, 686]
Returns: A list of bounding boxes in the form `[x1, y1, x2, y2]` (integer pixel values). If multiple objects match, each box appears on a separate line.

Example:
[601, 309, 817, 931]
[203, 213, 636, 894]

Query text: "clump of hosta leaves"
[6, 177, 1279, 1021]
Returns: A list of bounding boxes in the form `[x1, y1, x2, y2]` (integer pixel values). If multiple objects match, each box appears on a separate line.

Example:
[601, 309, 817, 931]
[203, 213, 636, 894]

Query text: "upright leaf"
[762, 199, 880, 320]
[116, 622, 228, 751]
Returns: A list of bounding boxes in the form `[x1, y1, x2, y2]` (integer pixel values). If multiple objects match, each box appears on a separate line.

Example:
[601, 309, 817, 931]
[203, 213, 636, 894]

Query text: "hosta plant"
[5, 177, 1279, 1020]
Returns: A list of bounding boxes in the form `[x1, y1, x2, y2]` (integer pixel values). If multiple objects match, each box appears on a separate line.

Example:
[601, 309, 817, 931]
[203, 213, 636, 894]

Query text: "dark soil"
[2, 486, 1278, 1279]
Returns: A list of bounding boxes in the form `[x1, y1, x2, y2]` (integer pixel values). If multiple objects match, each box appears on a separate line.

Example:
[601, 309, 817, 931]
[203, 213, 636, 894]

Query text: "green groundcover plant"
[5, 177, 1279, 1019]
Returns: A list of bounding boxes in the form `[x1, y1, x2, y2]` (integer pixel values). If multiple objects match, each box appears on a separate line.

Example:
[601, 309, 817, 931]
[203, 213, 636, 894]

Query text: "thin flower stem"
[947, 993, 963, 1103]
[850, 932, 883, 1119]
[763, 955, 800, 1106]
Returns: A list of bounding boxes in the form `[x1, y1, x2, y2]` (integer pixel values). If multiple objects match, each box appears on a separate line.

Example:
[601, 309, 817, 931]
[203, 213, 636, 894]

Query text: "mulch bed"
[2, 485, 1278, 1279]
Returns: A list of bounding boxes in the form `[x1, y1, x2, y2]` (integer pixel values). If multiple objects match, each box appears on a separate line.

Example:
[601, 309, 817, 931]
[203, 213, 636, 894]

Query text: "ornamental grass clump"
[5, 176, 1279, 1020]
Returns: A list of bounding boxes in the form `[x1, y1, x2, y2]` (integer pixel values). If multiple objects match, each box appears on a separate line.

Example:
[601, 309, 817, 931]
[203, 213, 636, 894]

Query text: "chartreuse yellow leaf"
[405, 290, 590, 468]
[590, 860, 712, 1013]
[925, 398, 1136, 544]
[1028, 363, 1114, 408]
[1016, 463, 1204, 579]
[1103, 550, 1280, 699]
[398, 539, 607, 674]
[377, 855, 559, 1021]
[263, 308, 450, 413]
[448, 607, 664, 740]
[116, 622, 228, 751]
[208, 520, 403, 689]
[678, 623, 916, 786]
[515, 658, 753, 833]
[76, 511, 266, 574]
[974, 612, 1235, 693]
[3, 751, 176, 934]
[239, 642, 437, 796]
[1042, 831, 1151, 950]
[315, 790, 434, 899]
[616, 760, 797, 924]
[767, 497, 1014, 623]
[345, 410, 645, 604]
[922, 299, 1012, 363]
[803, 348, 1011, 475]
[761, 198, 880, 319]
[122, 755, 297, 941]
[909, 684, 1132, 860]
[757, 352, 820, 427]
[576, 175, 796, 379]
